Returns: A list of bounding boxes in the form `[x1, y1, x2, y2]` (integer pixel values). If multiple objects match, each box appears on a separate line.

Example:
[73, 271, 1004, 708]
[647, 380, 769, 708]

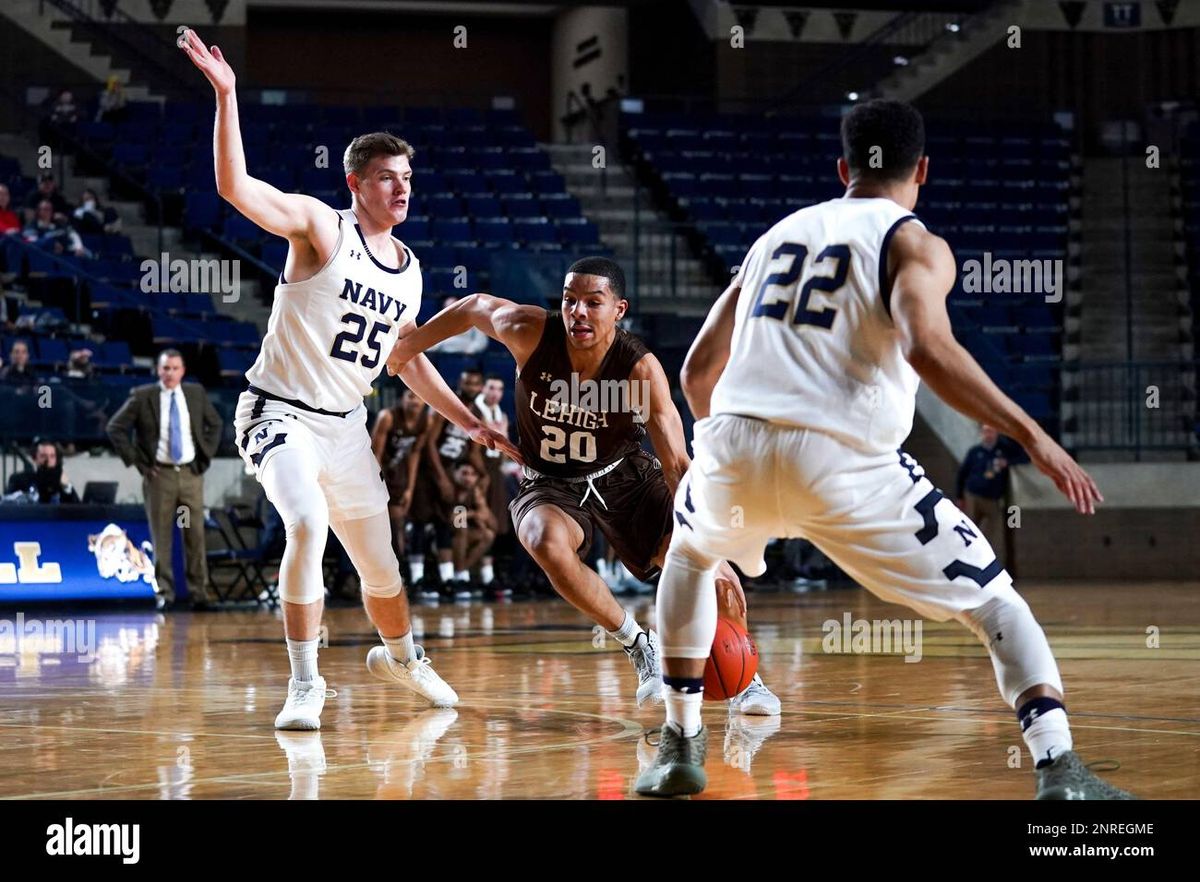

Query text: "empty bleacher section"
[622, 110, 1074, 440]
[59, 101, 603, 313]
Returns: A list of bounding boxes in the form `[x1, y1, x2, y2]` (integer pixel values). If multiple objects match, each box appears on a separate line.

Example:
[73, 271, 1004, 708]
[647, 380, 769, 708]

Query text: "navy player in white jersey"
[181, 30, 519, 729]
[636, 100, 1134, 799]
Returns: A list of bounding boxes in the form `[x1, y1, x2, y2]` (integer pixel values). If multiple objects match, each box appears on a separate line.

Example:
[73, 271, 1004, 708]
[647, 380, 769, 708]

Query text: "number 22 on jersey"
[750, 242, 851, 328]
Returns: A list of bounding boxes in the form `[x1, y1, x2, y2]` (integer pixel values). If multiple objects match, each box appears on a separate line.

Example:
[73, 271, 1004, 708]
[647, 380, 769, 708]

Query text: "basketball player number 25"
[750, 243, 850, 328]
[540, 426, 596, 464]
[330, 313, 391, 369]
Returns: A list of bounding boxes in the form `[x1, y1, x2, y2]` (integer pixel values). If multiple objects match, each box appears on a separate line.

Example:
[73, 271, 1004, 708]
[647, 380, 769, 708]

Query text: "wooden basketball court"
[1, 582, 1195, 799]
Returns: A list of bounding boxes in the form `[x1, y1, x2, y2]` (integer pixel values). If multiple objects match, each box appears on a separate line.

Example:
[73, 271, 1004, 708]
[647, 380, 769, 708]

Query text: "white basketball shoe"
[728, 673, 781, 716]
[274, 676, 334, 730]
[366, 644, 459, 707]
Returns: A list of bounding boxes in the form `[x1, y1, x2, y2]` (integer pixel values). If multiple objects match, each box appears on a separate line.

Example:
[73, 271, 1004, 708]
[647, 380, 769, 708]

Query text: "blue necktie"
[168, 391, 183, 463]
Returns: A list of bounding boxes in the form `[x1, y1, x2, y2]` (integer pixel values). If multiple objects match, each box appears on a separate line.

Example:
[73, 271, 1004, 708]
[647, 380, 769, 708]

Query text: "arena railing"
[1063, 361, 1199, 458]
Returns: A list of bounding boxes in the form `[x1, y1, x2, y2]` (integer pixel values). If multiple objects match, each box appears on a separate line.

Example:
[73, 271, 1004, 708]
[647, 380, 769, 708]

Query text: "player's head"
[482, 373, 504, 406]
[454, 461, 480, 488]
[837, 99, 927, 209]
[399, 386, 424, 415]
[562, 256, 627, 350]
[157, 348, 186, 388]
[344, 133, 415, 226]
[458, 368, 484, 400]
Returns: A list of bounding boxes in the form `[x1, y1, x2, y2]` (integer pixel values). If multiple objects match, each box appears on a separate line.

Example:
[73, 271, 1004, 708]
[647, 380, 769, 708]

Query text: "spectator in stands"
[956, 423, 1028, 562]
[449, 460, 497, 591]
[428, 295, 488, 355]
[105, 349, 223, 610]
[472, 373, 510, 594]
[0, 184, 21, 235]
[48, 89, 79, 126]
[72, 188, 121, 235]
[372, 386, 432, 567]
[0, 340, 38, 389]
[95, 76, 126, 123]
[24, 173, 71, 222]
[24, 199, 89, 257]
[65, 347, 95, 380]
[3, 440, 80, 504]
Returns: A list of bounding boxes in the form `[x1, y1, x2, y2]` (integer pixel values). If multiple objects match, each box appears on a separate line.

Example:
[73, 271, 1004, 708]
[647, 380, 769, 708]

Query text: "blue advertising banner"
[0, 516, 158, 602]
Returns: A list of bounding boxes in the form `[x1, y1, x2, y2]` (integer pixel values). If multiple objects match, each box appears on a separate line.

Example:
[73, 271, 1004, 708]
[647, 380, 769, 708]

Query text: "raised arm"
[387, 293, 545, 376]
[179, 29, 331, 245]
[888, 223, 1101, 514]
[680, 278, 743, 420]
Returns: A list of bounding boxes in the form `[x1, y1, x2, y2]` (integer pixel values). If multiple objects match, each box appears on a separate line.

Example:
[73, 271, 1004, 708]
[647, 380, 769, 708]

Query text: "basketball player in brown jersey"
[371, 386, 432, 562]
[387, 257, 781, 714]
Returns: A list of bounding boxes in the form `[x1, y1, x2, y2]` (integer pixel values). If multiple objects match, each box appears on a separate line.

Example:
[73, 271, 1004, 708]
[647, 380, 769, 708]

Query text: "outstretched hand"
[715, 559, 746, 619]
[178, 28, 236, 96]
[388, 333, 422, 376]
[1026, 430, 1103, 515]
[468, 424, 523, 466]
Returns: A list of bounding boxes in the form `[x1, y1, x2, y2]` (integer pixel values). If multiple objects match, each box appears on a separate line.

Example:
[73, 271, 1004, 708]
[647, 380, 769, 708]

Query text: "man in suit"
[107, 349, 223, 609]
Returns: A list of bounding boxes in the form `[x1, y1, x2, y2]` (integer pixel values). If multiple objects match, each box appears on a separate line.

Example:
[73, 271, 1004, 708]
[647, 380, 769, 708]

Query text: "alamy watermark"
[528, 372, 652, 427]
[46, 818, 139, 864]
[960, 252, 1062, 303]
[0, 612, 96, 662]
[140, 252, 240, 302]
[822, 613, 923, 663]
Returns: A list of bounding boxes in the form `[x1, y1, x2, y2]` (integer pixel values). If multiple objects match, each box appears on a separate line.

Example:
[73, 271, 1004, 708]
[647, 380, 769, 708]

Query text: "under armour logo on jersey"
[539, 372, 552, 382]
[349, 249, 363, 260]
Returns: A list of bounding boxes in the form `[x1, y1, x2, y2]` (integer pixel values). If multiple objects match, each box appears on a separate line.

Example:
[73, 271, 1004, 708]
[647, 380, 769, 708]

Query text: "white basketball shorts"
[673, 413, 1017, 621]
[233, 389, 389, 522]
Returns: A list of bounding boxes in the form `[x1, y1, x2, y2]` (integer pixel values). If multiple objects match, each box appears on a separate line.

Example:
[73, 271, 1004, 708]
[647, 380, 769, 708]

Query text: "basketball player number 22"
[750, 243, 850, 328]
[330, 313, 391, 369]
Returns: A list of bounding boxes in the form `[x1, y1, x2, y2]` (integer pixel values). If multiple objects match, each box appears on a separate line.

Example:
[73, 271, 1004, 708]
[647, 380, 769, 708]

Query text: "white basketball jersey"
[710, 197, 925, 454]
[245, 208, 422, 413]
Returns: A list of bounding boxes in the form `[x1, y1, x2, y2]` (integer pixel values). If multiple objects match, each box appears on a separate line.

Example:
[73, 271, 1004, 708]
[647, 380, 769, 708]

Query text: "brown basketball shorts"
[509, 449, 675, 582]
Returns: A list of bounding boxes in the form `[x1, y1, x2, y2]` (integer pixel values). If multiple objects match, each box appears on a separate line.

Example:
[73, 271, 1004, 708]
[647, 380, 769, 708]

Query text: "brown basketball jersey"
[515, 310, 650, 479]
[383, 405, 427, 470]
[433, 402, 474, 467]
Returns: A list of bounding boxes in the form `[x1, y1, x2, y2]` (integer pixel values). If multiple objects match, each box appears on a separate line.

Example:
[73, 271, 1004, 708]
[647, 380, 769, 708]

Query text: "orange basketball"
[703, 618, 759, 700]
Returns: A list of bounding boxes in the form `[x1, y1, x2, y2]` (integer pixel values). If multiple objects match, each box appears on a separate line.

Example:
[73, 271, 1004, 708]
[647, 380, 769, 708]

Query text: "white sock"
[607, 610, 643, 648]
[286, 637, 319, 683]
[409, 557, 424, 583]
[1023, 708, 1073, 767]
[455, 570, 470, 581]
[665, 687, 704, 738]
[382, 631, 415, 665]
[438, 561, 454, 582]
[480, 563, 494, 584]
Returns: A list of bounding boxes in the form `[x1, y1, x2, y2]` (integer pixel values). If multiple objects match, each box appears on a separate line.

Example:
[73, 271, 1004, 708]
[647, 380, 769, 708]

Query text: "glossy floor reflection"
[1, 582, 1196, 799]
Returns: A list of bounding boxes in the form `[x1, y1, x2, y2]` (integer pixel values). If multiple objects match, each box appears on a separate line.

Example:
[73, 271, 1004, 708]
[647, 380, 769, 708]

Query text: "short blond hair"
[343, 132, 415, 177]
